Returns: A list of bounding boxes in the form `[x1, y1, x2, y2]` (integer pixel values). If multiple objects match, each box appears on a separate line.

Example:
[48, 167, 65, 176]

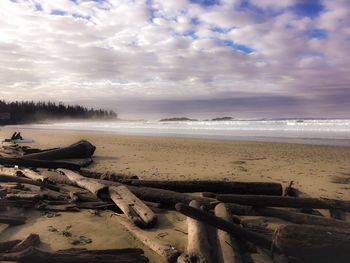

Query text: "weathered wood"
[0, 240, 21, 252]
[105, 180, 283, 196]
[109, 186, 157, 228]
[175, 203, 271, 249]
[273, 224, 350, 263]
[184, 200, 212, 263]
[12, 234, 40, 252]
[0, 246, 148, 262]
[0, 174, 60, 191]
[250, 248, 274, 263]
[23, 140, 96, 160]
[118, 217, 179, 263]
[0, 157, 81, 170]
[217, 194, 350, 211]
[57, 169, 108, 197]
[35, 203, 80, 212]
[54, 170, 215, 206]
[0, 215, 26, 225]
[0, 199, 36, 208]
[16, 168, 46, 181]
[56, 158, 93, 167]
[5, 192, 41, 201]
[215, 203, 242, 263]
[255, 207, 350, 228]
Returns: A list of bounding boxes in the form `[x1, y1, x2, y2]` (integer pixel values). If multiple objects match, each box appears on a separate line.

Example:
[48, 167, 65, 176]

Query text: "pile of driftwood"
[0, 140, 349, 263]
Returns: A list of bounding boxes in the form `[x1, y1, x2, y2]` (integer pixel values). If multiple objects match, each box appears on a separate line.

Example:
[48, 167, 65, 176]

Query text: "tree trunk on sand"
[12, 234, 40, 252]
[0, 246, 148, 263]
[175, 203, 271, 249]
[0, 215, 27, 225]
[53, 170, 215, 207]
[0, 174, 60, 192]
[217, 194, 350, 211]
[0, 157, 81, 170]
[22, 140, 96, 160]
[273, 224, 350, 263]
[181, 200, 212, 263]
[117, 217, 179, 263]
[109, 185, 157, 228]
[57, 169, 108, 197]
[0, 240, 21, 252]
[215, 203, 242, 263]
[112, 180, 283, 196]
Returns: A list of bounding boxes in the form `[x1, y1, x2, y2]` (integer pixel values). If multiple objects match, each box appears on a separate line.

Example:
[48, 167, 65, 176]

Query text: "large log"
[53, 170, 215, 207]
[185, 200, 212, 263]
[118, 217, 179, 263]
[109, 185, 157, 228]
[22, 140, 96, 160]
[175, 203, 271, 249]
[0, 157, 81, 170]
[57, 169, 108, 197]
[217, 194, 350, 211]
[0, 199, 36, 208]
[0, 240, 21, 252]
[0, 215, 27, 225]
[215, 203, 242, 263]
[0, 246, 148, 262]
[107, 180, 283, 195]
[273, 224, 350, 263]
[0, 174, 60, 191]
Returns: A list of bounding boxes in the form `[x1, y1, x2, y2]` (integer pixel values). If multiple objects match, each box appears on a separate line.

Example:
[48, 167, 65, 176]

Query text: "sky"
[0, 0, 349, 119]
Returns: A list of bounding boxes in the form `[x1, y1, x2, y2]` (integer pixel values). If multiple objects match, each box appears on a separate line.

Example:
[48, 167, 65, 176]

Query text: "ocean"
[8, 119, 350, 147]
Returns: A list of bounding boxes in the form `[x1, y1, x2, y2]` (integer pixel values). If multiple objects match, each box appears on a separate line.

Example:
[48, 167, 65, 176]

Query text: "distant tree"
[0, 100, 117, 125]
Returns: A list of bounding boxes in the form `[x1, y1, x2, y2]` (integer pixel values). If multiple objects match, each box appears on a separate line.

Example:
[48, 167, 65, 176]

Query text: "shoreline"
[4, 125, 350, 147]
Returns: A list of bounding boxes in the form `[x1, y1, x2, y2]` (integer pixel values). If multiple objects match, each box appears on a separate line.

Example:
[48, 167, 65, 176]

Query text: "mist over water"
[9, 118, 350, 147]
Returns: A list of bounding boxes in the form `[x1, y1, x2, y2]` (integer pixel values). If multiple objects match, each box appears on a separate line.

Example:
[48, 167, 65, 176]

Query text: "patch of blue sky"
[51, 9, 67, 16]
[289, 1, 324, 18]
[72, 13, 91, 20]
[191, 17, 200, 25]
[34, 2, 43, 11]
[222, 39, 255, 54]
[307, 29, 327, 40]
[210, 26, 233, 34]
[190, 0, 220, 7]
[171, 30, 198, 39]
[112, 80, 128, 85]
[236, 0, 284, 20]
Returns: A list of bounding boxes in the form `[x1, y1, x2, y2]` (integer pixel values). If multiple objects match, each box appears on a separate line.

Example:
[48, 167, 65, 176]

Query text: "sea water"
[9, 119, 350, 147]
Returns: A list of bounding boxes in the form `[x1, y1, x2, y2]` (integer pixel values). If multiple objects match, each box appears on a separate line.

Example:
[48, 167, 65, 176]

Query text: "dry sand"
[0, 128, 349, 262]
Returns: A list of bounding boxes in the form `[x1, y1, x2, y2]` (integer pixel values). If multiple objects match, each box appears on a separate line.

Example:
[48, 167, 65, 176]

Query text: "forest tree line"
[0, 100, 117, 124]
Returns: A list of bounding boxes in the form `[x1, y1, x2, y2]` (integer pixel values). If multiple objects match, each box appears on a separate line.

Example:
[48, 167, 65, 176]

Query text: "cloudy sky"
[0, 0, 349, 119]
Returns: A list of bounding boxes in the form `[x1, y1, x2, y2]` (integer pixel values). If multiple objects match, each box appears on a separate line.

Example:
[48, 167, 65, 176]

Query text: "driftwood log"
[215, 203, 242, 263]
[0, 157, 81, 170]
[273, 224, 350, 263]
[0, 174, 60, 191]
[117, 217, 179, 263]
[0, 240, 21, 252]
[175, 203, 271, 249]
[109, 186, 157, 228]
[0, 215, 27, 225]
[22, 140, 96, 160]
[217, 194, 350, 211]
[109, 180, 283, 196]
[0, 246, 148, 262]
[182, 200, 212, 263]
[12, 234, 40, 252]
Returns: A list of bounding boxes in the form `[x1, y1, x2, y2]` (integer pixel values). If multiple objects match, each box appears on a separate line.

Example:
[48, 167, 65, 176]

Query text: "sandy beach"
[1, 127, 349, 262]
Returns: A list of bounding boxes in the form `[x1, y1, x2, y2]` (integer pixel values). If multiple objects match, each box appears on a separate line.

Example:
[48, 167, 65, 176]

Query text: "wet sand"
[1, 128, 349, 262]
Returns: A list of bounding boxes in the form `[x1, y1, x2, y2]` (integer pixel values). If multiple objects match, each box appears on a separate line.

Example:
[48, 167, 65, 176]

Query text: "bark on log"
[0, 174, 60, 191]
[0, 157, 81, 170]
[0, 215, 27, 225]
[12, 234, 40, 252]
[185, 200, 212, 263]
[175, 203, 271, 249]
[109, 186, 157, 228]
[0, 199, 36, 208]
[104, 180, 283, 196]
[117, 217, 179, 263]
[22, 140, 96, 160]
[57, 169, 108, 197]
[215, 203, 242, 263]
[16, 168, 46, 181]
[273, 224, 350, 263]
[0, 240, 21, 252]
[0, 246, 148, 262]
[217, 194, 350, 211]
